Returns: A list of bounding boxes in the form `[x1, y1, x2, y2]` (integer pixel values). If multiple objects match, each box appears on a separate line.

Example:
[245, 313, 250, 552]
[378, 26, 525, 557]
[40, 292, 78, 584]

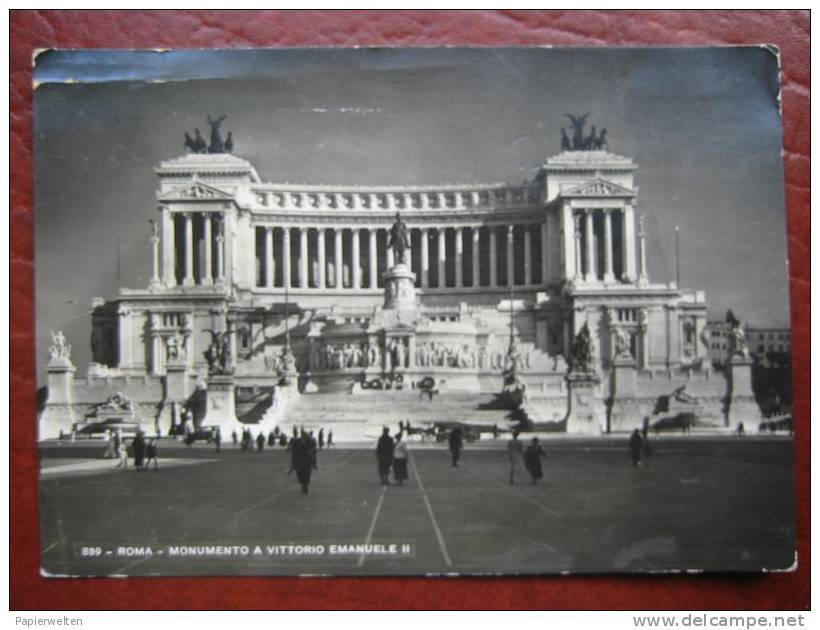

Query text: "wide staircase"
[276, 389, 518, 442]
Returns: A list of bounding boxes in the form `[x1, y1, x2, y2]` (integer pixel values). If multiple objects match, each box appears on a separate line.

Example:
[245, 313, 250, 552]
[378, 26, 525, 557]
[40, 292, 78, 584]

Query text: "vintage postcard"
[35, 47, 794, 576]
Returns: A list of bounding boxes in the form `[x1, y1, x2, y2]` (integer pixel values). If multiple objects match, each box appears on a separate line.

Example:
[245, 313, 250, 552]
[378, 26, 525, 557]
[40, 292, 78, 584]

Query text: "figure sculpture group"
[725, 309, 750, 359]
[562, 114, 608, 151]
[203, 329, 233, 375]
[49, 330, 72, 363]
[165, 330, 187, 362]
[568, 323, 594, 373]
[184, 115, 234, 154]
[308, 338, 533, 373]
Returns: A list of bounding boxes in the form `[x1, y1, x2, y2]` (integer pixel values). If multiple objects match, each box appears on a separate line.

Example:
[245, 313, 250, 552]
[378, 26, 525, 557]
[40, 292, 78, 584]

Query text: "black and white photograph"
[35, 47, 795, 577]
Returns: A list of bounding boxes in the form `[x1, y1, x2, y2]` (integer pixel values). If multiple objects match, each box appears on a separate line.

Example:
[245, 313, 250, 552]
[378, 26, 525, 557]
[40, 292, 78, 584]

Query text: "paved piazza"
[39, 436, 795, 577]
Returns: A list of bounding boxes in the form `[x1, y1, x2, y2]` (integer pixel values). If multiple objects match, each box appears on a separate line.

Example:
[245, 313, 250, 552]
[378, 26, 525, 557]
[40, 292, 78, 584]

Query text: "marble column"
[489, 226, 498, 287]
[161, 207, 175, 286]
[117, 306, 132, 368]
[368, 229, 377, 288]
[541, 222, 549, 285]
[454, 227, 463, 288]
[282, 227, 291, 289]
[603, 209, 615, 283]
[351, 228, 361, 289]
[573, 215, 583, 280]
[584, 209, 595, 282]
[215, 222, 224, 283]
[203, 214, 213, 285]
[405, 228, 413, 271]
[471, 227, 480, 287]
[334, 228, 343, 289]
[420, 228, 430, 288]
[622, 205, 637, 281]
[150, 230, 161, 288]
[183, 212, 194, 286]
[524, 226, 532, 285]
[265, 227, 274, 288]
[299, 228, 308, 288]
[562, 202, 576, 281]
[638, 215, 648, 282]
[386, 228, 395, 269]
[437, 228, 447, 287]
[317, 228, 326, 289]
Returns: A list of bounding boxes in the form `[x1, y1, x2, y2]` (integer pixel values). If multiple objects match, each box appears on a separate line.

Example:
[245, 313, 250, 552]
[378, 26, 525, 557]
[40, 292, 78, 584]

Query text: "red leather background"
[10, 10, 810, 610]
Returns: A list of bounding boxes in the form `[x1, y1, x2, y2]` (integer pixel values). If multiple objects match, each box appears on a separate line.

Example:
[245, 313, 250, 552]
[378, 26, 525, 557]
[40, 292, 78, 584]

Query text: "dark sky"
[34, 47, 790, 379]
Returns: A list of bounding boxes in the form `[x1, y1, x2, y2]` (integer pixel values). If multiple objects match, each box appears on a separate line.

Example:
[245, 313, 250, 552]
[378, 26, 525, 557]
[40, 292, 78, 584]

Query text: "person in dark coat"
[376, 427, 395, 486]
[307, 431, 318, 469]
[290, 432, 316, 494]
[213, 428, 221, 454]
[256, 431, 265, 452]
[231, 429, 238, 446]
[327, 430, 334, 448]
[145, 438, 159, 471]
[268, 430, 276, 447]
[132, 431, 147, 471]
[629, 428, 643, 467]
[448, 426, 463, 468]
[318, 428, 325, 450]
[523, 437, 547, 484]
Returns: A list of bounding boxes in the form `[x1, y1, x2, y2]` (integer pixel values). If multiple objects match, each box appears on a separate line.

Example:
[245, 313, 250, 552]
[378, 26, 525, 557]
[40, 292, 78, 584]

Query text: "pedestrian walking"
[256, 431, 265, 452]
[289, 430, 316, 494]
[376, 427, 395, 486]
[393, 433, 409, 485]
[327, 430, 334, 448]
[115, 430, 128, 469]
[307, 431, 318, 469]
[103, 430, 116, 459]
[524, 437, 548, 484]
[507, 430, 524, 484]
[145, 438, 159, 471]
[629, 428, 643, 467]
[132, 431, 147, 471]
[448, 426, 463, 468]
[231, 429, 238, 446]
[268, 430, 276, 447]
[318, 428, 325, 450]
[213, 428, 222, 453]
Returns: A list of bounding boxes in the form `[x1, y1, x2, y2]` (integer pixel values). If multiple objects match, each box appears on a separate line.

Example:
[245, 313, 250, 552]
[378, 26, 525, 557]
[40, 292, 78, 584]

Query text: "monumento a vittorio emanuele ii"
[39, 115, 762, 441]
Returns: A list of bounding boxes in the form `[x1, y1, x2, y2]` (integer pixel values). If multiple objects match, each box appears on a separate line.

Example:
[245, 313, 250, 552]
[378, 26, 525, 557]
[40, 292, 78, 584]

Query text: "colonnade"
[569, 207, 642, 283]
[254, 223, 552, 290]
[159, 211, 226, 287]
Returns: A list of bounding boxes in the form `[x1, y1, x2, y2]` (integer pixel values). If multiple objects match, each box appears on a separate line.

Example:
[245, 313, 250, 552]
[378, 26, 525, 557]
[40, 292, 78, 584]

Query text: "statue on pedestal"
[207, 115, 227, 153]
[563, 114, 608, 151]
[48, 330, 72, 365]
[565, 113, 590, 150]
[278, 345, 297, 385]
[387, 212, 410, 265]
[726, 309, 750, 359]
[203, 329, 233, 375]
[568, 323, 594, 373]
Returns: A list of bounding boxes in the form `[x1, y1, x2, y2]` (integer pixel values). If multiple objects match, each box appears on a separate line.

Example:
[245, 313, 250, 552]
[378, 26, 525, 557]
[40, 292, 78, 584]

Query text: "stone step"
[274, 390, 518, 442]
